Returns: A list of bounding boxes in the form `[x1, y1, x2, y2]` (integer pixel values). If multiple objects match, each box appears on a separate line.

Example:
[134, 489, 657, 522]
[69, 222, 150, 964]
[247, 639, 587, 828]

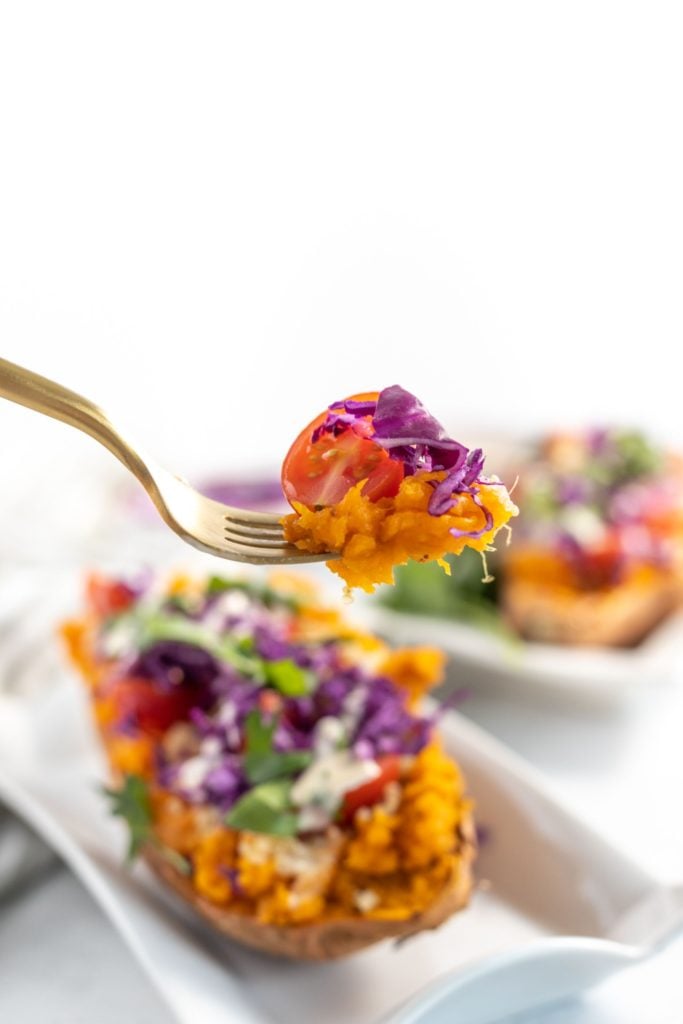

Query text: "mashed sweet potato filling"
[283, 472, 518, 592]
[149, 741, 471, 926]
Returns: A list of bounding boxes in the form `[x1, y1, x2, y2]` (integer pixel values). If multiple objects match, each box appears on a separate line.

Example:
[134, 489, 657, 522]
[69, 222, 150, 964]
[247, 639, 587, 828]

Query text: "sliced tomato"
[104, 676, 196, 738]
[86, 574, 136, 618]
[282, 392, 404, 508]
[340, 755, 401, 823]
[361, 456, 406, 503]
[575, 529, 623, 588]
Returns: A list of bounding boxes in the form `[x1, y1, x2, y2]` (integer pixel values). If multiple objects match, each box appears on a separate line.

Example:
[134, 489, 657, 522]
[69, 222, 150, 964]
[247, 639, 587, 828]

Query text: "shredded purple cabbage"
[426, 448, 495, 538]
[427, 448, 484, 516]
[203, 759, 245, 807]
[372, 386, 468, 473]
[343, 398, 378, 415]
[100, 578, 441, 814]
[128, 640, 220, 696]
[352, 675, 431, 756]
[311, 397, 378, 443]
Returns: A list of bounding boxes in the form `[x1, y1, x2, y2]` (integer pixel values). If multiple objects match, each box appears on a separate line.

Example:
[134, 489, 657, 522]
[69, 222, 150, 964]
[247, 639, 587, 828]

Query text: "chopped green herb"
[216, 636, 267, 680]
[245, 750, 313, 786]
[103, 773, 153, 861]
[264, 658, 314, 697]
[242, 711, 312, 786]
[226, 779, 299, 836]
[244, 709, 276, 754]
[103, 774, 191, 873]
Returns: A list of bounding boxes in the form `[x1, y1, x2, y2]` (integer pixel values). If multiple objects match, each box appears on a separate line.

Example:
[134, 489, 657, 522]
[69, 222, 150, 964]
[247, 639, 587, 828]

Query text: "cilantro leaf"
[245, 750, 313, 786]
[102, 773, 192, 874]
[264, 659, 313, 696]
[226, 779, 299, 836]
[244, 709, 276, 753]
[103, 774, 153, 861]
[215, 637, 267, 680]
[242, 711, 313, 786]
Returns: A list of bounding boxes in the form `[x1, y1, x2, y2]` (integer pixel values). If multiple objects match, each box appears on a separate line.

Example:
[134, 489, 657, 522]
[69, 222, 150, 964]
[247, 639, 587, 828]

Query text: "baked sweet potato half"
[143, 816, 476, 960]
[62, 571, 477, 960]
[501, 429, 683, 647]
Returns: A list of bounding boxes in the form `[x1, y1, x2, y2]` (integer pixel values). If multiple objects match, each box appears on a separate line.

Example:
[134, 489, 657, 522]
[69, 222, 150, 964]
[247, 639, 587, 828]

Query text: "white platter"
[0, 673, 680, 1024]
[361, 603, 683, 704]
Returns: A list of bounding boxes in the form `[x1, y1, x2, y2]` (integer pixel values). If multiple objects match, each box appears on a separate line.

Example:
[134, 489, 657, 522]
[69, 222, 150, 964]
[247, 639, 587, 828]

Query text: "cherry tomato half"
[340, 754, 401, 823]
[574, 529, 623, 588]
[86, 574, 136, 618]
[282, 392, 404, 509]
[104, 676, 196, 738]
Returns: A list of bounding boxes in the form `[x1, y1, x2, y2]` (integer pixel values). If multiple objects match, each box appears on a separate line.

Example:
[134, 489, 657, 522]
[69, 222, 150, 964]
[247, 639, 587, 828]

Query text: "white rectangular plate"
[362, 603, 683, 703]
[0, 668, 673, 1024]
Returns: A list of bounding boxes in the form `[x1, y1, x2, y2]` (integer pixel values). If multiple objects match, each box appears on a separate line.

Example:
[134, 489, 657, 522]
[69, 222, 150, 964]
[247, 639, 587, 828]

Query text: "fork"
[0, 357, 331, 565]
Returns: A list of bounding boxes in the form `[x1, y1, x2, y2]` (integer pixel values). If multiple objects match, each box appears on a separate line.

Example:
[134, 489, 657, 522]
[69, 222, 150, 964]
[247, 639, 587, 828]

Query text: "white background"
[1, 2, 683, 482]
[1, 3, 683, 1022]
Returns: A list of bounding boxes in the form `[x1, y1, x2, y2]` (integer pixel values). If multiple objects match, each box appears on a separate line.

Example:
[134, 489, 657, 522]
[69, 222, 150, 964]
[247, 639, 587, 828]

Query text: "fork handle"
[0, 356, 147, 480]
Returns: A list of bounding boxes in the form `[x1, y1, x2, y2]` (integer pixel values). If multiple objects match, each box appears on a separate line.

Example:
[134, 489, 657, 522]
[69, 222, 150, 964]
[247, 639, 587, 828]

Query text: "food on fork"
[281, 385, 518, 592]
[502, 428, 683, 646]
[62, 572, 476, 959]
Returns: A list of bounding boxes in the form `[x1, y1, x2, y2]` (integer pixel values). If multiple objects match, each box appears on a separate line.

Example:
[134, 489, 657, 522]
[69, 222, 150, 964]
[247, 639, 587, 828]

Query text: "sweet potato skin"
[143, 814, 477, 961]
[503, 574, 683, 647]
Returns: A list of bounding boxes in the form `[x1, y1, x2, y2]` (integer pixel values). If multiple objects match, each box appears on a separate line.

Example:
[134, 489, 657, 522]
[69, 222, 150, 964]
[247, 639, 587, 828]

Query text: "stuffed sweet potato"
[62, 572, 476, 959]
[502, 429, 683, 646]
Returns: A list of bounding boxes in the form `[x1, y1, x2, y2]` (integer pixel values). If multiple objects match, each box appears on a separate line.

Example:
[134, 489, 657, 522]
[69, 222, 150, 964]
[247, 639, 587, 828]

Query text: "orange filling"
[283, 472, 518, 592]
[505, 545, 674, 596]
[149, 741, 470, 926]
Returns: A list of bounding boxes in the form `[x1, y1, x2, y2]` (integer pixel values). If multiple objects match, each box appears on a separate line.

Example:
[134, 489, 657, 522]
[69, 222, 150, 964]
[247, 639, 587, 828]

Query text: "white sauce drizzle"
[313, 716, 346, 756]
[291, 751, 380, 813]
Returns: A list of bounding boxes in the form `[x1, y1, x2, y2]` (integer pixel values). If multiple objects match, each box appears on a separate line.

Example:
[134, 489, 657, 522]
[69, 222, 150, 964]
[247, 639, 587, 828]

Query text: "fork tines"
[224, 511, 287, 550]
[222, 509, 333, 563]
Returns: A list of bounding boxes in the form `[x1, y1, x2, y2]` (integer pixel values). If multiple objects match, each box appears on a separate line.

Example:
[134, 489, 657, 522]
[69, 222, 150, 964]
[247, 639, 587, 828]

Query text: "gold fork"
[0, 357, 331, 565]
